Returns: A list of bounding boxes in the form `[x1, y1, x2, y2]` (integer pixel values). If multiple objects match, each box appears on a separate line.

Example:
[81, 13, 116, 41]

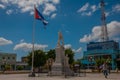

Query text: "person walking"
[101, 62, 109, 78]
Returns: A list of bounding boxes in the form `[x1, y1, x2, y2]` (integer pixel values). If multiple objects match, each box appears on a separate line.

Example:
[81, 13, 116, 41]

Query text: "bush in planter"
[16, 65, 24, 70]
[5, 64, 11, 71]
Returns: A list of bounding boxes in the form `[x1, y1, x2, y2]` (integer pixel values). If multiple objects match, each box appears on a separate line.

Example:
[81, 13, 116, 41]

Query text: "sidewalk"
[85, 69, 120, 73]
[0, 73, 120, 80]
[0, 69, 119, 74]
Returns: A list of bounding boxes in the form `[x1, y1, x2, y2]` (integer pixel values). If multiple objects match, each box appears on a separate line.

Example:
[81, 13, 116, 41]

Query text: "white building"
[0, 52, 16, 71]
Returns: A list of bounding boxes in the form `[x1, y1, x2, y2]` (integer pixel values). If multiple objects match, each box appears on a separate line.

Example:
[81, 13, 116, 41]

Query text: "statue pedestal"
[50, 46, 63, 76]
[49, 63, 63, 76]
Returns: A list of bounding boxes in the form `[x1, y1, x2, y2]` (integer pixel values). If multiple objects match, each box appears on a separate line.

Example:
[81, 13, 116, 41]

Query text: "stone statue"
[57, 31, 64, 47]
[49, 31, 74, 76]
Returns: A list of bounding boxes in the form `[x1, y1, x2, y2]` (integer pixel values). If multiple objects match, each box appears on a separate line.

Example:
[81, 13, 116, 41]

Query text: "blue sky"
[0, 0, 120, 61]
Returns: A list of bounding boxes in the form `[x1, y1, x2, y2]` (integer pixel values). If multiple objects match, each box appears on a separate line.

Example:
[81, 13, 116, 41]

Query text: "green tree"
[27, 50, 47, 68]
[95, 58, 106, 68]
[46, 48, 75, 66]
[46, 49, 55, 60]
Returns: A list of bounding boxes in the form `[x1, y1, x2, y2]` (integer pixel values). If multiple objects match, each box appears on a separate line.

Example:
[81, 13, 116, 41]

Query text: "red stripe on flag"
[34, 8, 40, 19]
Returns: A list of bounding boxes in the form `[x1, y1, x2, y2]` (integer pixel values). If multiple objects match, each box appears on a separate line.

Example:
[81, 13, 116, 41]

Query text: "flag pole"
[32, 17, 36, 76]
[28, 5, 48, 77]
[29, 10, 36, 77]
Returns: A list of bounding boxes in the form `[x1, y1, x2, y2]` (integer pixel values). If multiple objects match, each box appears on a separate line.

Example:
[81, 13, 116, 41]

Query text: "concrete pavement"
[0, 73, 120, 80]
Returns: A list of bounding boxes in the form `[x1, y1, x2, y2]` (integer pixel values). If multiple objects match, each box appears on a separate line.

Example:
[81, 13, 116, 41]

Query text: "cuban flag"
[34, 6, 48, 25]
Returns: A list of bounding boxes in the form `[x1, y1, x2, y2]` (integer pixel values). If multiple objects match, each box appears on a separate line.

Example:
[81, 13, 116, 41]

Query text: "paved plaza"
[0, 73, 120, 80]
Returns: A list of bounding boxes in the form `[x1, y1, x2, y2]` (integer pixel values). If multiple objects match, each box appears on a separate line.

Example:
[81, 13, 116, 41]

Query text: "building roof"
[0, 52, 16, 56]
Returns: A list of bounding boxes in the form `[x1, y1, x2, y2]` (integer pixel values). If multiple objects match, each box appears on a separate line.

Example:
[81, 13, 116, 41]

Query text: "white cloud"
[64, 44, 72, 49]
[21, 6, 33, 13]
[80, 21, 120, 43]
[81, 11, 92, 16]
[0, 4, 5, 9]
[72, 47, 82, 53]
[91, 5, 97, 12]
[6, 9, 13, 15]
[64, 44, 82, 53]
[112, 4, 120, 12]
[0, 37, 13, 46]
[51, 13, 56, 18]
[52, 0, 60, 4]
[17, 0, 40, 13]
[77, 3, 89, 12]
[80, 35, 90, 43]
[75, 47, 82, 53]
[80, 26, 101, 42]
[107, 21, 120, 39]
[77, 2, 98, 16]
[14, 42, 48, 52]
[105, 12, 110, 17]
[43, 3, 56, 15]
[1, 0, 9, 4]
[0, 0, 59, 18]
[20, 39, 24, 43]
[104, 4, 120, 17]
[72, 49, 75, 52]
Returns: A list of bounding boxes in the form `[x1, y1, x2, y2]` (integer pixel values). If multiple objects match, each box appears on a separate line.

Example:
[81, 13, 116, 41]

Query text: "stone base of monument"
[64, 67, 74, 76]
[49, 63, 63, 76]
[48, 64, 75, 76]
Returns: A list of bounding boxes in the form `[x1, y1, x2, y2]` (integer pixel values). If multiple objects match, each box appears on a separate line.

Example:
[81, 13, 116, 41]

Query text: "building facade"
[16, 56, 30, 70]
[82, 40, 119, 70]
[0, 52, 16, 71]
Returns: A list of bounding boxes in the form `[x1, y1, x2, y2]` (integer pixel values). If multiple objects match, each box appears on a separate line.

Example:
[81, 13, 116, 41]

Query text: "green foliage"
[5, 64, 11, 70]
[27, 48, 75, 68]
[46, 49, 55, 60]
[95, 58, 106, 67]
[16, 65, 24, 70]
[27, 50, 47, 68]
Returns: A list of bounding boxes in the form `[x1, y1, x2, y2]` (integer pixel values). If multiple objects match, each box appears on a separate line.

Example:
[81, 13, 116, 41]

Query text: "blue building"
[82, 40, 120, 70]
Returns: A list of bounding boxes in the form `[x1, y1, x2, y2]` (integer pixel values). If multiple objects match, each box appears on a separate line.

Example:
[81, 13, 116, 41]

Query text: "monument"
[49, 31, 74, 76]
